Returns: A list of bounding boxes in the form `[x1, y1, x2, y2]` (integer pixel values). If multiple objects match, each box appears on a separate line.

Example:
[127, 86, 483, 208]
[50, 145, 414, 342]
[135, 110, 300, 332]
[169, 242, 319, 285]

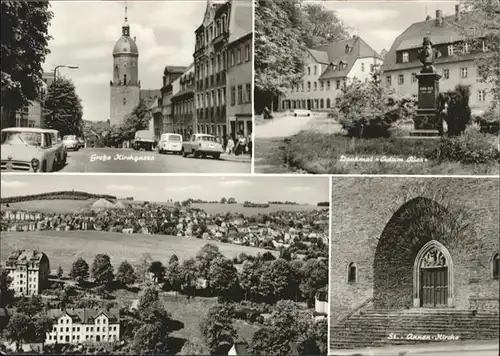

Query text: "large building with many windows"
[226, 0, 252, 140]
[194, 0, 231, 144]
[4, 250, 50, 296]
[45, 308, 120, 345]
[381, 5, 494, 113]
[280, 36, 382, 112]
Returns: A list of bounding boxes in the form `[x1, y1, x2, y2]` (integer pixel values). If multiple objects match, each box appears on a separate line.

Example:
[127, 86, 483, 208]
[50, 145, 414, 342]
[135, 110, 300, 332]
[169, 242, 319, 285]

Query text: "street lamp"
[53, 64, 79, 84]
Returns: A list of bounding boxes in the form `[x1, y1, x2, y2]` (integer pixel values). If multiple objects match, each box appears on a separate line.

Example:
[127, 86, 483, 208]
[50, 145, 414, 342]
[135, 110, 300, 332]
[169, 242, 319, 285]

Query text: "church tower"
[109, 2, 140, 127]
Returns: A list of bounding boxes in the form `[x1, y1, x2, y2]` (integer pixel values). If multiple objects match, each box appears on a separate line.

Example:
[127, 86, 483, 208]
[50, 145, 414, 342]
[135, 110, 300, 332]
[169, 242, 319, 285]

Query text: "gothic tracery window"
[421, 247, 448, 268]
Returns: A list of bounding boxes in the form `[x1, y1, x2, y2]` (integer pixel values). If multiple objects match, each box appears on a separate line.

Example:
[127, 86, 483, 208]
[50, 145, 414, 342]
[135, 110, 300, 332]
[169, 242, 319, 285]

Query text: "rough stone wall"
[113, 54, 139, 86]
[330, 177, 499, 324]
[110, 85, 140, 126]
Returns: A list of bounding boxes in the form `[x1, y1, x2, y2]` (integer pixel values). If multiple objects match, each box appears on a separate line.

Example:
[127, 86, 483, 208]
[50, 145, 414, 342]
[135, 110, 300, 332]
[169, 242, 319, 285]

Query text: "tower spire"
[122, 0, 130, 36]
[125, 0, 128, 23]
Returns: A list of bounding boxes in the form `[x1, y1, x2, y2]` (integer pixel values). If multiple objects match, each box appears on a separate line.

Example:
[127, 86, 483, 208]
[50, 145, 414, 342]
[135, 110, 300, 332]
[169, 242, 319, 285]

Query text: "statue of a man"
[418, 36, 439, 73]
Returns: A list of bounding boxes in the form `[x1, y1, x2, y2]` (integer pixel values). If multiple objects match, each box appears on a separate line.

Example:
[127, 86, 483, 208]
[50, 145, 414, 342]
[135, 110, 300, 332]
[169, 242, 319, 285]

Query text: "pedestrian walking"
[226, 136, 235, 154]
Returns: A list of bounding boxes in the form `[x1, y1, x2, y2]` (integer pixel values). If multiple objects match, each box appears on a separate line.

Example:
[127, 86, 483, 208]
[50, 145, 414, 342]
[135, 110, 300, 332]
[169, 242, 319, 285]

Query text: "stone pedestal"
[413, 72, 441, 132]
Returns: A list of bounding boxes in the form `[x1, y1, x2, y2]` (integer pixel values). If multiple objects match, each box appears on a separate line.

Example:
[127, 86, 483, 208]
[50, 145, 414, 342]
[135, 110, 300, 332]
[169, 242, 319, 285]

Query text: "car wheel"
[41, 161, 47, 173]
[193, 150, 199, 158]
[294, 113, 298, 117]
[213, 153, 220, 160]
[63, 153, 67, 165]
[182, 150, 188, 157]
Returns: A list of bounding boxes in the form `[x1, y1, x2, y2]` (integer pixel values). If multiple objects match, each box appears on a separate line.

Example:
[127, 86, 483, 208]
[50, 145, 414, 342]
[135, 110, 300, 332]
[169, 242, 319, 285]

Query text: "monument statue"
[418, 37, 440, 73]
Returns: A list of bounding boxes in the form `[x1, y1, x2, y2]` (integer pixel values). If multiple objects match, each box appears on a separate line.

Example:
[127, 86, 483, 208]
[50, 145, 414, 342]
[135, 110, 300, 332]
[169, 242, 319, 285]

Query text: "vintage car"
[157, 133, 183, 154]
[133, 130, 155, 151]
[63, 135, 79, 151]
[44, 129, 67, 169]
[182, 133, 223, 159]
[292, 109, 311, 117]
[1, 127, 58, 172]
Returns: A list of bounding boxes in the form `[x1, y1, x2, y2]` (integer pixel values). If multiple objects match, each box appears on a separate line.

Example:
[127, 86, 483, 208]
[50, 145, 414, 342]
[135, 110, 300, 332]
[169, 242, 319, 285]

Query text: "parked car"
[44, 129, 67, 169]
[292, 109, 311, 117]
[157, 133, 183, 154]
[63, 135, 79, 151]
[182, 133, 223, 159]
[1, 127, 58, 172]
[133, 130, 155, 151]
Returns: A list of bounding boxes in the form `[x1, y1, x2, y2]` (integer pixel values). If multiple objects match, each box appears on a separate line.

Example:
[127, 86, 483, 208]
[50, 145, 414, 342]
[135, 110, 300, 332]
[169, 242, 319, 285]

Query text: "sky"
[324, 0, 459, 53]
[42, 0, 207, 122]
[1, 176, 329, 205]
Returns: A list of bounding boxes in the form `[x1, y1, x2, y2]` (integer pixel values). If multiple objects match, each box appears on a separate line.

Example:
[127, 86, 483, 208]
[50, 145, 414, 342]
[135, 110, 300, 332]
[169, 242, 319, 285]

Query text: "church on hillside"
[329, 177, 499, 351]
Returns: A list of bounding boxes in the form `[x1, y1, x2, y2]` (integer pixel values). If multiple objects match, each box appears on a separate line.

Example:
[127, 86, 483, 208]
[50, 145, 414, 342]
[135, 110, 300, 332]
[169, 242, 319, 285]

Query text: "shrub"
[428, 129, 500, 164]
[474, 106, 500, 135]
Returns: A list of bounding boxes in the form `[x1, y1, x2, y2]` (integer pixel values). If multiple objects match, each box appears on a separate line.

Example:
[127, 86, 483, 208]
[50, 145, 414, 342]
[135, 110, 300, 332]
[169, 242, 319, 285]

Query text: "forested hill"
[1, 191, 117, 203]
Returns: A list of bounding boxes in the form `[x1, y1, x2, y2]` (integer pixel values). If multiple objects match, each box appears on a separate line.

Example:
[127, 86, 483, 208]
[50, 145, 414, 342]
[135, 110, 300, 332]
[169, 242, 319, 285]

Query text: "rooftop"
[6, 250, 47, 264]
[46, 308, 120, 324]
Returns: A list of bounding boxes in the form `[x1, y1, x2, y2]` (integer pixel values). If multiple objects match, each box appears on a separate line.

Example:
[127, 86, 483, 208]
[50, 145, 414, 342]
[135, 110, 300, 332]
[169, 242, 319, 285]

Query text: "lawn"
[1, 199, 97, 213]
[283, 130, 500, 175]
[191, 203, 323, 214]
[254, 137, 295, 174]
[0, 230, 278, 273]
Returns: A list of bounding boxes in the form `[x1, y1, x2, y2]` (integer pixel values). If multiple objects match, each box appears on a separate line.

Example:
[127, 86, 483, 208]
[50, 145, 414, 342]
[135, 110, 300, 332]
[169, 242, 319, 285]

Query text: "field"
[1, 199, 96, 213]
[191, 203, 323, 214]
[0, 231, 278, 273]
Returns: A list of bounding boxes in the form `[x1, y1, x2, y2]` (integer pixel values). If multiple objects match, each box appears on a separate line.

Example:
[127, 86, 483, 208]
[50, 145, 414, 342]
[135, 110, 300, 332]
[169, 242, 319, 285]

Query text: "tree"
[119, 99, 149, 142]
[70, 257, 89, 281]
[220, 197, 227, 204]
[227, 197, 237, 204]
[0, 267, 13, 307]
[148, 261, 166, 284]
[43, 77, 84, 136]
[16, 296, 44, 316]
[200, 304, 237, 354]
[1, 1, 53, 127]
[168, 254, 179, 264]
[56, 266, 63, 279]
[300, 259, 328, 307]
[135, 253, 154, 284]
[258, 259, 296, 303]
[3, 313, 34, 350]
[129, 322, 170, 355]
[196, 244, 223, 289]
[239, 260, 262, 301]
[137, 286, 159, 313]
[298, 319, 327, 355]
[91, 254, 114, 286]
[461, 0, 500, 107]
[116, 260, 136, 286]
[301, 3, 350, 47]
[33, 314, 54, 344]
[180, 258, 199, 296]
[165, 260, 182, 294]
[208, 257, 238, 297]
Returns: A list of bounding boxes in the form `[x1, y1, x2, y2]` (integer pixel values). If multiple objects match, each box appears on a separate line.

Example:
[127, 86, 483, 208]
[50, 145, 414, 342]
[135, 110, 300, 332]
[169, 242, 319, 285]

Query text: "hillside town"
[0, 242, 328, 355]
[1, 201, 328, 258]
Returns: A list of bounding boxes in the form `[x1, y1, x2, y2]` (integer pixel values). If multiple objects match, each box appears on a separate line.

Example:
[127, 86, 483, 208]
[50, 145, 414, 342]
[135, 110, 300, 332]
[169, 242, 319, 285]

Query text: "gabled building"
[381, 5, 494, 112]
[280, 36, 382, 111]
[4, 250, 50, 296]
[45, 308, 120, 345]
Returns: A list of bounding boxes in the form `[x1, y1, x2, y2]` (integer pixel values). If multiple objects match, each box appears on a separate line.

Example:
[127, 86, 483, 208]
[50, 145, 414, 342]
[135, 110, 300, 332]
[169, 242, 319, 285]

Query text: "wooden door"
[421, 267, 448, 307]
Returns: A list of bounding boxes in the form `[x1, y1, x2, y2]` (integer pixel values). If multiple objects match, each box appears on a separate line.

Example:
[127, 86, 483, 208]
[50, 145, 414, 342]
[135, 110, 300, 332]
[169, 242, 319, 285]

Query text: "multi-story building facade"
[45, 308, 120, 345]
[194, 0, 231, 144]
[4, 250, 50, 296]
[280, 36, 383, 112]
[226, 0, 252, 139]
[382, 6, 494, 113]
[171, 64, 195, 139]
[161, 66, 188, 134]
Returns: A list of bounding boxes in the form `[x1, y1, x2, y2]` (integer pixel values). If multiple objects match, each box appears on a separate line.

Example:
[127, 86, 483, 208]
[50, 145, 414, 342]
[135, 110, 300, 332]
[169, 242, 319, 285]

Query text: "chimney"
[435, 9, 443, 26]
[425, 15, 431, 21]
[455, 4, 461, 20]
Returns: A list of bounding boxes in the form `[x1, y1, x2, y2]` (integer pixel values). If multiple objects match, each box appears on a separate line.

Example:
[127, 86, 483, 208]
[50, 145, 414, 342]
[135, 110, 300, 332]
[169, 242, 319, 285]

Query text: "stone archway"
[413, 240, 454, 307]
[373, 197, 453, 309]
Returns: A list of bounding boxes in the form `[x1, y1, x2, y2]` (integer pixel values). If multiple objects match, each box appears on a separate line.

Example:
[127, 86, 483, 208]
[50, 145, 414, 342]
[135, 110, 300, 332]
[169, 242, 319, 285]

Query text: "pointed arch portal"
[413, 240, 454, 307]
